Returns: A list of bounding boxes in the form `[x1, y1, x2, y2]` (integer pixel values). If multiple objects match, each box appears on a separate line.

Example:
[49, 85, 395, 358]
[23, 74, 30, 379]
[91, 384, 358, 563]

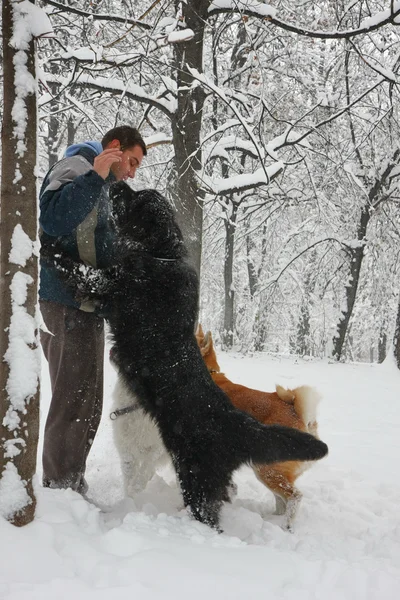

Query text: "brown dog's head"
[195, 324, 221, 374]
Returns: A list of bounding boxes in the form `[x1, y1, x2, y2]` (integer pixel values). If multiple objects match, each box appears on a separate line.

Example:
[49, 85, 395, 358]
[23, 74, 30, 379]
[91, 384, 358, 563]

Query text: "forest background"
[2, 0, 400, 524]
[3, 0, 400, 360]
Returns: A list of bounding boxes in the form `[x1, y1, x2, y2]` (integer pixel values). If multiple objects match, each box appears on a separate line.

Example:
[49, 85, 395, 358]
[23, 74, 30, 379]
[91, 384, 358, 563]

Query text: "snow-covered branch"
[144, 132, 173, 148]
[44, 72, 176, 118]
[348, 40, 398, 82]
[209, 0, 400, 39]
[202, 162, 283, 196]
[188, 67, 276, 183]
[207, 135, 266, 162]
[41, 0, 152, 30]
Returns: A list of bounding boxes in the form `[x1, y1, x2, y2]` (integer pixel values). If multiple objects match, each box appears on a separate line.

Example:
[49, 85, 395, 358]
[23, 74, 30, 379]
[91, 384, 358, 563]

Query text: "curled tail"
[276, 384, 321, 436]
[229, 409, 328, 467]
[293, 385, 321, 436]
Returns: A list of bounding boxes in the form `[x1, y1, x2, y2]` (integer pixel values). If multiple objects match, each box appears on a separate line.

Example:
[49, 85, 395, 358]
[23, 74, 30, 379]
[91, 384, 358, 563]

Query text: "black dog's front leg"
[40, 240, 116, 304]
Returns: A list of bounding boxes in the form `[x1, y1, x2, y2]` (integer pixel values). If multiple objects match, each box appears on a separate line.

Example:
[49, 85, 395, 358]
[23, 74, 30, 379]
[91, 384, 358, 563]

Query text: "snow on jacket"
[39, 141, 116, 312]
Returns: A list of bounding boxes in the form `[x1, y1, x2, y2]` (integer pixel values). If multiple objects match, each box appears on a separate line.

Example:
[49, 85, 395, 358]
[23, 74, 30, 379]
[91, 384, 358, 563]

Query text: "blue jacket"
[39, 141, 116, 312]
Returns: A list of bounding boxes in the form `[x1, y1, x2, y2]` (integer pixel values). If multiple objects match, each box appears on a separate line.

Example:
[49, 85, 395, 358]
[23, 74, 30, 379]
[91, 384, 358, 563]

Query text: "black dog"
[42, 182, 328, 530]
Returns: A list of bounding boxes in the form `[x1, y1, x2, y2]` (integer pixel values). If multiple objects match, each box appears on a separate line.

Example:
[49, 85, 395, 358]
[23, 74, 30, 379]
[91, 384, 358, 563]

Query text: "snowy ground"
[1, 348, 400, 599]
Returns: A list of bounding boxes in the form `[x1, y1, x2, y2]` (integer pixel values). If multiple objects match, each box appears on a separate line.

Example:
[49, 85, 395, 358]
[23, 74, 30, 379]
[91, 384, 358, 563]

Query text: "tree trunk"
[222, 201, 238, 348]
[378, 328, 387, 364]
[246, 233, 258, 300]
[48, 84, 61, 168]
[393, 296, 400, 370]
[295, 260, 317, 356]
[246, 221, 268, 299]
[48, 111, 60, 168]
[67, 115, 77, 147]
[332, 145, 400, 361]
[332, 207, 370, 361]
[171, 0, 208, 275]
[220, 22, 248, 347]
[47, 50, 66, 167]
[0, 0, 40, 526]
[296, 303, 311, 356]
[254, 308, 268, 352]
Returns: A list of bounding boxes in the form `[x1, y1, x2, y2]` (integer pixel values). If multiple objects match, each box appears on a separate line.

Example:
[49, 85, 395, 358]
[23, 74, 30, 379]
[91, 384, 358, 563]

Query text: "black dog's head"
[110, 181, 187, 259]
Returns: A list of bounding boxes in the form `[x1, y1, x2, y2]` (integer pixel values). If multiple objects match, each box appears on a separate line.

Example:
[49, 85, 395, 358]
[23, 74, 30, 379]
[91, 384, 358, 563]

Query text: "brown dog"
[196, 325, 322, 530]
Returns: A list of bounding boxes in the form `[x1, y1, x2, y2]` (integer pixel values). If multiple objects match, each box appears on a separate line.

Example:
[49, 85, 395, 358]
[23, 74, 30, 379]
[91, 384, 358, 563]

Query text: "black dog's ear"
[109, 181, 137, 228]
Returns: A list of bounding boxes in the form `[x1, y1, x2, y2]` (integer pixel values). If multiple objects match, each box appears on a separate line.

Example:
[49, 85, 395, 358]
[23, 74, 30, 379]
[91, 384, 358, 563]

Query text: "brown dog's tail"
[276, 384, 321, 436]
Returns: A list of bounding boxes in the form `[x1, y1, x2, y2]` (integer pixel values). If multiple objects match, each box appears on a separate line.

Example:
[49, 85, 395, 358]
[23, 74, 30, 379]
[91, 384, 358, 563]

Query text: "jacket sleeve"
[39, 156, 106, 237]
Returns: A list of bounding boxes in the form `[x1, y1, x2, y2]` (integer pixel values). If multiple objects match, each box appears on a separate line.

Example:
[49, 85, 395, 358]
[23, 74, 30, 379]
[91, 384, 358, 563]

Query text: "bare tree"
[0, 0, 47, 525]
[34, 1, 400, 359]
[393, 296, 400, 369]
[39, 0, 400, 271]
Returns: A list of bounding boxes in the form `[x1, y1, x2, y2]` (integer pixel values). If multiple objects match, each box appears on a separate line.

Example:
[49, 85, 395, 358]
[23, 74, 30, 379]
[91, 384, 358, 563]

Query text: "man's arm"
[40, 157, 105, 237]
[40, 240, 119, 302]
[39, 148, 122, 237]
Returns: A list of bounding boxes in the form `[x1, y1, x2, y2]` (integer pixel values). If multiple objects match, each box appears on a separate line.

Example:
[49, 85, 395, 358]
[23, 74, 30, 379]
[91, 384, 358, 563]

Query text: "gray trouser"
[40, 300, 104, 493]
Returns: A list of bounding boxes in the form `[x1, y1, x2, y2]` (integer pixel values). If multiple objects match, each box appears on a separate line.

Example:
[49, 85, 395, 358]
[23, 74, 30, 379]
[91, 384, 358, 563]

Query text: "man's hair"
[101, 126, 147, 156]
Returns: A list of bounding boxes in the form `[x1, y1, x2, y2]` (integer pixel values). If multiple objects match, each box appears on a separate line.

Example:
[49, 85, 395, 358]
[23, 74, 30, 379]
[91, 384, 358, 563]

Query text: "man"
[39, 125, 146, 494]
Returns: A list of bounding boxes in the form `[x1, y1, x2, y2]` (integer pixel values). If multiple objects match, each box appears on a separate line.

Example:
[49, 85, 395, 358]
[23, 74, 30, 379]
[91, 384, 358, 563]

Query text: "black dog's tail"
[228, 410, 328, 466]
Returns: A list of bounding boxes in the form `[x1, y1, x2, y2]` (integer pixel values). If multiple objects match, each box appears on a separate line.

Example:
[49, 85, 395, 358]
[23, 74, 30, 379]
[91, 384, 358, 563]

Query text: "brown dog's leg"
[253, 463, 302, 531]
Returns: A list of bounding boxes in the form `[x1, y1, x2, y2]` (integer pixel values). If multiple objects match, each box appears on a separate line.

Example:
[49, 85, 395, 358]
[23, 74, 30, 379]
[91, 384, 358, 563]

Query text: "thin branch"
[256, 237, 355, 295]
[266, 80, 383, 151]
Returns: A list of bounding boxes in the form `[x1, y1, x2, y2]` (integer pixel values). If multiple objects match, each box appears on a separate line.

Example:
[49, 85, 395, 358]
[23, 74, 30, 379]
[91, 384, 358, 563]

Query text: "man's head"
[101, 126, 147, 181]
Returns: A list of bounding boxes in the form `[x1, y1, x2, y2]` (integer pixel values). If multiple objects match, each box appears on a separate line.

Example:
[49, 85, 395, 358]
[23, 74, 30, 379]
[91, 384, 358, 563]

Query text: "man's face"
[109, 143, 144, 181]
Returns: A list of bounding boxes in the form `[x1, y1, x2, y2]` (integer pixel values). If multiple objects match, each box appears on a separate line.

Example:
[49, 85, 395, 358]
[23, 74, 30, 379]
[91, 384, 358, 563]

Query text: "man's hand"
[93, 148, 123, 180]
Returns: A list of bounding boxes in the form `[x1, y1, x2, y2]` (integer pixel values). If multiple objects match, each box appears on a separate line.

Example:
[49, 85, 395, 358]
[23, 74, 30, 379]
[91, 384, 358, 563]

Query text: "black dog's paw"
[71, 281, 89, 303]
[40, 240, 89, 300]
[40, 239, 74, 274]
[40, 240, 62, 263]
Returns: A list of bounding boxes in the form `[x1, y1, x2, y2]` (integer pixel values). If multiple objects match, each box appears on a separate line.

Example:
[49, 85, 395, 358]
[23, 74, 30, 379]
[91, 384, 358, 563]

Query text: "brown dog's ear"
[196, 323, 204, 339]
[200, 331, 213, 356]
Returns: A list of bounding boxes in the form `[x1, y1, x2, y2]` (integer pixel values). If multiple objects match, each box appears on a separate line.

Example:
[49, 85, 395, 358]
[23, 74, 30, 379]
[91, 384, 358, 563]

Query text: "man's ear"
[107, 139, 121, 150]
